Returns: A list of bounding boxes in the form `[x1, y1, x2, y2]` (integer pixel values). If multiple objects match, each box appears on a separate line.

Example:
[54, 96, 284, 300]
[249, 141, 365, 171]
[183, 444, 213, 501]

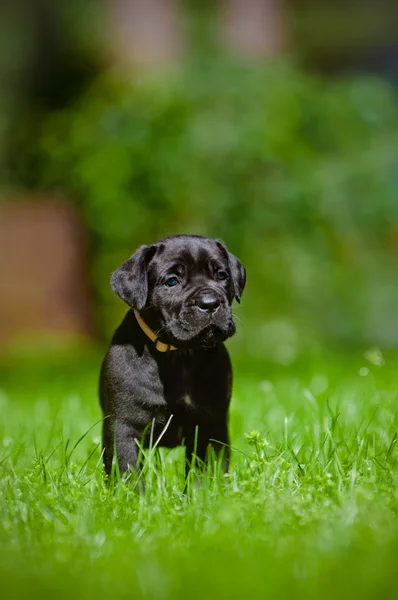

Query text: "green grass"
[1, 349, 398, 599]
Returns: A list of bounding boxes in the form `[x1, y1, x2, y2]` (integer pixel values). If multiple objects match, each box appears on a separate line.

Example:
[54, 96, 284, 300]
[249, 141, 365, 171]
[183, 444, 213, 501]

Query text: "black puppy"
[99, 234, 246, 475]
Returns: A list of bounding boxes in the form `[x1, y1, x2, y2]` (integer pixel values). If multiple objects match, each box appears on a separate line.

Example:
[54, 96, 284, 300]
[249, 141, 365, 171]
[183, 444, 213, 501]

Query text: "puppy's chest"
[155, 354, 226, 426]
[149, 356, 227, 447]
[161, 361, 208, 417]
[166, 371, 199, 415]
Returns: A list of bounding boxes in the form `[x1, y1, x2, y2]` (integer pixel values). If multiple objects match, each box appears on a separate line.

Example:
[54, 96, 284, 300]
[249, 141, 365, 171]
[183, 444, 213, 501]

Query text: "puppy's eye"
[164, 276, 179, 287]
[217, 270, 228, 281]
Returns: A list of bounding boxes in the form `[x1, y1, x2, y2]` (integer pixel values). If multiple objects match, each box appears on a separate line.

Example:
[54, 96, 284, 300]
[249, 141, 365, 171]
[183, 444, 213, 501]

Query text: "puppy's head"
[111, 235, 246, 348]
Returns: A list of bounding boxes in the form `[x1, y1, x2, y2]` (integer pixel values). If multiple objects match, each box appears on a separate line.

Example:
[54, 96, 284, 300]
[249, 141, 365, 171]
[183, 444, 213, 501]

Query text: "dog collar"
[133, 310, 177, 353]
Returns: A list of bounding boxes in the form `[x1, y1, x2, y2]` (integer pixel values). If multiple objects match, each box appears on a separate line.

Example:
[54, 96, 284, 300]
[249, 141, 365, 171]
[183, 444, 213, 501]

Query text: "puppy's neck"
[133, 310, 177, 353]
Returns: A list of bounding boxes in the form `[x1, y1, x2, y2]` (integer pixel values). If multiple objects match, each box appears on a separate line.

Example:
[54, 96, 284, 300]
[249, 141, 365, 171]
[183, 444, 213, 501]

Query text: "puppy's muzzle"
[193, 289, 221, 314]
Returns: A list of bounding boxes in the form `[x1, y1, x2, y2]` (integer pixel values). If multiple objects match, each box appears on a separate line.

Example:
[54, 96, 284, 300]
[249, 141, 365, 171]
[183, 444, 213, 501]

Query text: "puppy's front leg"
[102, 417, 140, 476]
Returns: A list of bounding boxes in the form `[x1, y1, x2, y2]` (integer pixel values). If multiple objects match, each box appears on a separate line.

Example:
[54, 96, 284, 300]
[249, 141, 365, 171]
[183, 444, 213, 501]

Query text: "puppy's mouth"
[164, 320, 236, 349]
[194, 324, 227, 347]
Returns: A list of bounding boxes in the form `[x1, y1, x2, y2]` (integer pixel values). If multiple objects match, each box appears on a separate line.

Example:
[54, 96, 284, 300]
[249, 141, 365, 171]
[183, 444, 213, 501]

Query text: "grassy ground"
[1, 349, 397, 599]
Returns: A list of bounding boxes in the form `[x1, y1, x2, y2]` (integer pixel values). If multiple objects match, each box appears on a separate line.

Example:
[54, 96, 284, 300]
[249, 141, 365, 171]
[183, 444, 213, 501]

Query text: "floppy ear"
[216, 241, 246, 303]
[228, 252, 246, 303]
[110, 245, 156, 310]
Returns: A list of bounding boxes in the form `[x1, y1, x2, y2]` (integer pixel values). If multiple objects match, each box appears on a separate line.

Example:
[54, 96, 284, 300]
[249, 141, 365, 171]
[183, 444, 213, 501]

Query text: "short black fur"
[100, 235, 246, 475]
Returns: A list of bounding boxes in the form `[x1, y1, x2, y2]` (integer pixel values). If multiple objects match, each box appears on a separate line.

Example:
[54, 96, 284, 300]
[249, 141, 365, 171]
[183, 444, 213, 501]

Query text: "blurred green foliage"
[20, 59, 398, 356]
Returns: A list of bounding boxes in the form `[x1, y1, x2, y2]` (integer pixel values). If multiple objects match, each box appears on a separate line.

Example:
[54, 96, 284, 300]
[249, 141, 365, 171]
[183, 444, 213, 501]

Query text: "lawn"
[0, 348, 397, 599]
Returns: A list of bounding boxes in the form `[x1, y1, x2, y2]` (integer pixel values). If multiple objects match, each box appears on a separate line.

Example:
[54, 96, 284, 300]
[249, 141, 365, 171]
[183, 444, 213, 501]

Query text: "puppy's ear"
[228, 252, 246, 303]
[216, 241, 246, 303]
[111, 245, 156, 310]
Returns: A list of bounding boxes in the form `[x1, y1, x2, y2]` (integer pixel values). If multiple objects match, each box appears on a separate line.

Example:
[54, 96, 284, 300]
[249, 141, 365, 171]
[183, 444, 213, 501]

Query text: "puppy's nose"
[196, 291, 220, 313]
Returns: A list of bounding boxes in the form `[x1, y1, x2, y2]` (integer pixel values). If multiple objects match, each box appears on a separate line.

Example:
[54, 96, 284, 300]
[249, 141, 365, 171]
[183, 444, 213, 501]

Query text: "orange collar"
[134, 310, 177, 353]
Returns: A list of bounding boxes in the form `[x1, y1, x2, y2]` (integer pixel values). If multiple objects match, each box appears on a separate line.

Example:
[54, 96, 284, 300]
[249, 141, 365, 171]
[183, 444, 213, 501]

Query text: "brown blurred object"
[106, 0, 183, 68]
[222, 0, 285, 58]
[0, 198, 93, 353]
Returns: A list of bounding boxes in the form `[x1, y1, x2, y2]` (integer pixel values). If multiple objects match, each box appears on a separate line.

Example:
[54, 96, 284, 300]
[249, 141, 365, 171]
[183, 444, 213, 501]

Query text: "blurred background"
[1, 0, 398, 366]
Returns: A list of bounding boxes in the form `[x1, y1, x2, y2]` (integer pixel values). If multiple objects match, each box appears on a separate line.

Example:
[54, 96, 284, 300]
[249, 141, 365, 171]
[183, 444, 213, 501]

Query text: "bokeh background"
[2, 0, 398, 366]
